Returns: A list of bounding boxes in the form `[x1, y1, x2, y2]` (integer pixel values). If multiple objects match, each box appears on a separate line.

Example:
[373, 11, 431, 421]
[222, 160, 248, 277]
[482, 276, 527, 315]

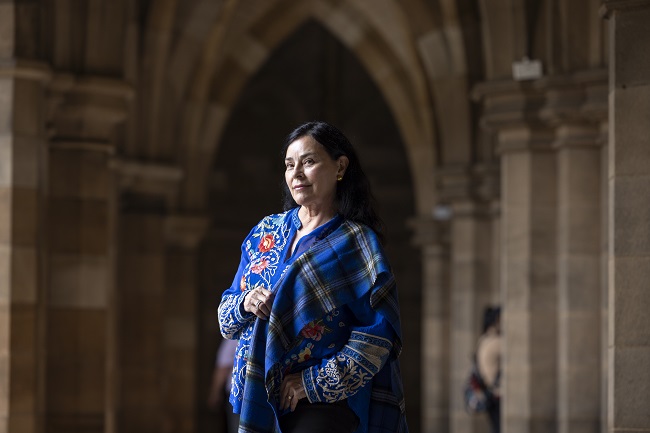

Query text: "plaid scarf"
[237, 220, 408, 433]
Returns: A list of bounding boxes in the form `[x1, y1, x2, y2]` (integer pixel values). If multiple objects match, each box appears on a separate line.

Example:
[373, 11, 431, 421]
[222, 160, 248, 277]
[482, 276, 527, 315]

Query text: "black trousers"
[487, 398, 500, 433]
[279, 399, 359, 433]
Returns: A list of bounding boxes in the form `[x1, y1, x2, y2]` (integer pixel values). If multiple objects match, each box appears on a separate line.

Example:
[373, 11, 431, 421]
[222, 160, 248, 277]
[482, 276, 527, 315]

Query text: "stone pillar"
[0, 58, 50, 433]
[555, 125, 603, 433]
[440, 166, 498, 433]
[112, 160, 183, 433]
[117, 210, 166, 433]
[576, 69, 610, 433]
[601, 2, 650, 432]
[162, 215, 209, 433]
[501, 126, 558, 433]
[45, 143, 116, 433]
[44, 74, 129, 433]
[410, 217, 450, 433]
[475, 80, 559, 433]
[540, 73, 607, 433]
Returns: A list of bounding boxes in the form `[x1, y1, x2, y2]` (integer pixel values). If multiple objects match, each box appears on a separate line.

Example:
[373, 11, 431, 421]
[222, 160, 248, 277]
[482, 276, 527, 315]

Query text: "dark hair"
[280, 121, 385, 243]
[482, 306, 501, 333]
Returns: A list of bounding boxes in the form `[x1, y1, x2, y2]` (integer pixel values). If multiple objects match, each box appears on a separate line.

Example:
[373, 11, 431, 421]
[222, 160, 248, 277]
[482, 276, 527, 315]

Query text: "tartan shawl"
[238, 219, 408, 433]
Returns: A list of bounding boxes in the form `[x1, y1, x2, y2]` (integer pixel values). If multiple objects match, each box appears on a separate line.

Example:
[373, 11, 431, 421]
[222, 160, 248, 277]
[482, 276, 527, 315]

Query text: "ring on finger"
[256, 299, 263, 309]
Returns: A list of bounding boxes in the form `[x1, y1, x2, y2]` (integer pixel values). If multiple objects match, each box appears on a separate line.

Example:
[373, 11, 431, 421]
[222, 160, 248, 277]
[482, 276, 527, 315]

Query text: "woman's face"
[284, 136, 347, 210]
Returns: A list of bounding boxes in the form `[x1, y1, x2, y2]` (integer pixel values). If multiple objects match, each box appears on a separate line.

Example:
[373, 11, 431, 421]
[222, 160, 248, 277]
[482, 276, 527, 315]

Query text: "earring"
[337, 175, 343, 181]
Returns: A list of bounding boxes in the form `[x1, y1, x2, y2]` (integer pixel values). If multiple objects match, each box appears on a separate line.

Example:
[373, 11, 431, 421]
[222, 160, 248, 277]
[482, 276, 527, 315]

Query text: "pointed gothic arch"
[173, 0, 440, 216]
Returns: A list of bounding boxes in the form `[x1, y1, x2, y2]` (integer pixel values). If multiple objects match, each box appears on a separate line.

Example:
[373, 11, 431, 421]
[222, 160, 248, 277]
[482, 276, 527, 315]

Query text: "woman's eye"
[285, 164, 294, 170]
[304, 159, 314, 165]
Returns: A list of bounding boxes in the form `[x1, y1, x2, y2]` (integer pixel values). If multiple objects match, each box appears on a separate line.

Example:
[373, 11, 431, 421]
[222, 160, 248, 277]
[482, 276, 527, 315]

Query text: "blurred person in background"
[208, 338, 240, 433]
[477, 306, 502, 433]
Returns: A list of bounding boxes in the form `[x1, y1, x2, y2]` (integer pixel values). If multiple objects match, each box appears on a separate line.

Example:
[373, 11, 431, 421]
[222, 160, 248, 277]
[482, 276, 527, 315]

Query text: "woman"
[477, 306, 501, 433]
[218, 121, 408, 433]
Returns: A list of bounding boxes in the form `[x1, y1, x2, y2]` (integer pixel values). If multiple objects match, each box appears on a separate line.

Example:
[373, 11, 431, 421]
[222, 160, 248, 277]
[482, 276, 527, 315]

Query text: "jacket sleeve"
[301, 294, 395, 403]
[218, 246, 257, 340]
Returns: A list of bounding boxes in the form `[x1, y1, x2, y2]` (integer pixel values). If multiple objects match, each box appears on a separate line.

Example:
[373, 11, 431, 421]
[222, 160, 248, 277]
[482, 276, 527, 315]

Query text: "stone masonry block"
[46, 309, 107, 412]
[505, 310, 529, 365]
[11, 187, 37, 247]
[502, 153, 529, 206]
[561, 148, 601, 202]
[120, 215, 164, 254]
[560, 312, 601, 365]
[49, 255, 109, 308]
[611, 346, 650, 428]
[613, 84, 650, 176]
[10, 134, 43, 189]
[0, 188, 8, 245]
[560, 256, 601, 310]
[613, 8, 650, 88]
[0, 79, 13, 135]
[11, 246, 37, 303]
[564, 364, 600, 416]
[120, 255, 165, 296]
[530, 363, 557, 416]
[49, 198, 108, 255]
[530, 207, 557, 255]
[13, 79, 43, 135]
[7, 306, 36, 413]
[612, 256, 650, 346]
[0, 245, 9, 303]
[0, 136, 11, 187]
[164, 317, 195, 349]
[560, 208, 601, 254]
[612, 175, 650, 257]
[49, 149, 111, 200]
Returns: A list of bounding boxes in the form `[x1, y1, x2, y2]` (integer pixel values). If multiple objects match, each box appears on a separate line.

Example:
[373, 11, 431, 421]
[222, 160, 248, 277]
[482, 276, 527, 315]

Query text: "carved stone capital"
[471, 79, 546, 132]
[600, 0, 650, 18]
[0, 59, 52, 82]
[165, 214, 210, 250]
[110, 158, 184, 211]
[47, 73, 133, 142]
[407, 216, 449, 250]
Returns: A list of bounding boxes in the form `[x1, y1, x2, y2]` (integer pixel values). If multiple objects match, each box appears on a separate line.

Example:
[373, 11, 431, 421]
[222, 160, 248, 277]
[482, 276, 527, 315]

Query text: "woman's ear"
[337, 156, 350, 177]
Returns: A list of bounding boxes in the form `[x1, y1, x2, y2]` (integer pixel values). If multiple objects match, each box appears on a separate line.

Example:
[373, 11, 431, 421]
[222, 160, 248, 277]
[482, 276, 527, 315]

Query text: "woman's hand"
[280, 372, 307, 412]
[243, 287, 274, 320]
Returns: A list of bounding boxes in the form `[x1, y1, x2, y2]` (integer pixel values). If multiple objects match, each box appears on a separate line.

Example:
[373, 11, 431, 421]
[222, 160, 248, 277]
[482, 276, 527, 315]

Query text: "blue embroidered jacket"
[218, 208, 408, 433]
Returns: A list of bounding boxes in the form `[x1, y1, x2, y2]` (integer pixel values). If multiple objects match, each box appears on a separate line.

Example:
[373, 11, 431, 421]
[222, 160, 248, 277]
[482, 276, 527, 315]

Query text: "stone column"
[162, 215, 209, 433]
[501, 127, 558, 433]
[410, 217, 450, 433]
[117, 209, 166, 433]
[475, 81, 559, 433]
[0, 58, 50, 433]
[601, 2, 650, 432]
[44, 74, 130, 433]
[46, 143, 116, 433]
[555, 124, 603, 433]
[440, 167, 498, 433]
[541, 73, 607, 433]
[112, 160, 183, 433]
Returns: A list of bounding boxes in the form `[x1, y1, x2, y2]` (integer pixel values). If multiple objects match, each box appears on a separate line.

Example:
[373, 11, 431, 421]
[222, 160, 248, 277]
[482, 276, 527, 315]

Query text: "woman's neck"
[298, 205, 336, 233]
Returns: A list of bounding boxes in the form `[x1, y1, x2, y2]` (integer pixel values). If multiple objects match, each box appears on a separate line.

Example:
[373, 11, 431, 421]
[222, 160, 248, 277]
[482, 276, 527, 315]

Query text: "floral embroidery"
[240, 275, 246, 291]
[300, 319, 331, 341]
[298, 343, 314, 362]
[303, 331, 393, 403]
[258, 234, 275, 252]
[250, 258, 269, 274]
